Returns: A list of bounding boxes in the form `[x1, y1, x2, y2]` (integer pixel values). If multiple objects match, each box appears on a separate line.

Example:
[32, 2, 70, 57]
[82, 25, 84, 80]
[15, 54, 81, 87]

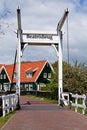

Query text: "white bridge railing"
[60, 92, 69, 106]
[72, 94, 86, 114]
[2, 94, 18, 117]
[61, 93, 86, 114]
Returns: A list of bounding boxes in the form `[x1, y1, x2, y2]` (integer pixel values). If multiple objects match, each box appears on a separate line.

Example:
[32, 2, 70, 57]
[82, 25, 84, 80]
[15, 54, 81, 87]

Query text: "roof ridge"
[1, 60, 47, 66]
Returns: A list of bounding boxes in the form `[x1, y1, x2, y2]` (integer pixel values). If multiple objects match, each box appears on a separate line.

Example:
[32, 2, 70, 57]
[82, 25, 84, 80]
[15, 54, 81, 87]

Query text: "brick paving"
[1, 96, 87, 130]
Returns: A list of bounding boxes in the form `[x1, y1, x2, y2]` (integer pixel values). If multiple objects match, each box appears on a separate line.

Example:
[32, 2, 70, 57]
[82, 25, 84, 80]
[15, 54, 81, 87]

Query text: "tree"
[46, 60, 87, 100]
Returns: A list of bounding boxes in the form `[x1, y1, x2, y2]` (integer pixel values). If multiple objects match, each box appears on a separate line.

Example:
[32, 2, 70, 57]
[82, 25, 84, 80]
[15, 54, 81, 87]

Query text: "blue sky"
[0, 0, 87, 64]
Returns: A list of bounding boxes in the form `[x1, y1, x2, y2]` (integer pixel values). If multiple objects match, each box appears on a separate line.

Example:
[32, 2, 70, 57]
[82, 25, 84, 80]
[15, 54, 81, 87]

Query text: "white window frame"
[25, 84, 28, 88]
[0, 84, 2, 90]
[13, 72, 16, 78]
[0, 74, 3, 79]
[43, 73, 47, 78]
[25, 84, 29, 91]
[4, 74, 6, 79]
[26, 71, 33, 78]
[4, 83, 10, 91]
[48, 73, 51, 78]
[29, 84, 33, 91]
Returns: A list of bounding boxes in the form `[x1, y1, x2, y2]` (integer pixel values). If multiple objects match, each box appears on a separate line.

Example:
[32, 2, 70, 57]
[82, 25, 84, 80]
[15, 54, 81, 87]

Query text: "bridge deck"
[1, 96, 87, 130]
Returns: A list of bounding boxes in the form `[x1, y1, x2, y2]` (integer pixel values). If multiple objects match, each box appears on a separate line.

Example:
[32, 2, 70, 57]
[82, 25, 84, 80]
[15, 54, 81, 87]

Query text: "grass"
[44, 97, 58, 104]
[85, 108, 87, 116]
[0, 112, 15, 129]
[27, 95, 58, 104]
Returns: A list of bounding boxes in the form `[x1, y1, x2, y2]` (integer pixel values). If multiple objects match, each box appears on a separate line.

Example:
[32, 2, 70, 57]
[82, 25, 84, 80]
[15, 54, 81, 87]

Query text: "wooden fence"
[61, 93, 86, 114]
[2, 94, 18, 117]
[72, 94, 86, 114]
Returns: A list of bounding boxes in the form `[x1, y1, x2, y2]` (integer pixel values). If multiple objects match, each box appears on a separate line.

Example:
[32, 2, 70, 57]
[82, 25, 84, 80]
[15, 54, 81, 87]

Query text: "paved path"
[1, 96, 87, 130]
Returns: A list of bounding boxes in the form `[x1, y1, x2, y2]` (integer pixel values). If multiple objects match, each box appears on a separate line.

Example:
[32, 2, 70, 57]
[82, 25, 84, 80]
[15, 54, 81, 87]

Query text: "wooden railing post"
[82, 94, 86, 115]
[75, 94, 78, 113]
[72, 93, 86, 114]
[2, 96, 5, 117]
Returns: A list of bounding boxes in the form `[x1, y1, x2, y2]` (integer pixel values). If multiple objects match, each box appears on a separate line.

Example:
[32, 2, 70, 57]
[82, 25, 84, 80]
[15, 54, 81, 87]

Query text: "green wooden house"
[0, 60, 54, 91]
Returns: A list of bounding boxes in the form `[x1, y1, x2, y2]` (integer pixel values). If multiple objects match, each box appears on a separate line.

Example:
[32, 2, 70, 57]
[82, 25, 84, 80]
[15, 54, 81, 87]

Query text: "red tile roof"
[4, 64, 15, 82]
[0, 64, 3, 69]
[0, 64, 4, 73]
[4, 60, 47, 83]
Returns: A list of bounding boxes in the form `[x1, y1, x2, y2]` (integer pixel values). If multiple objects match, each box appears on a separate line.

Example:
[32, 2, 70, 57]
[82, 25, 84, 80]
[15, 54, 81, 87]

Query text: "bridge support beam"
[58, 31, 63, 105]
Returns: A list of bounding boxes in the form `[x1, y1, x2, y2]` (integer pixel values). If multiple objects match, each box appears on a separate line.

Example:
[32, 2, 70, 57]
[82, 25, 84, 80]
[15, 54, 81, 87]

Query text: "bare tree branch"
[0, 9, 11, 35]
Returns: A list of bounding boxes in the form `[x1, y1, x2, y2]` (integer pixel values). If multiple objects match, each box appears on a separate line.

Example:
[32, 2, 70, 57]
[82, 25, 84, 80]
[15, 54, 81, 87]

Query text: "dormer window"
[25, 67, 38, 78]
[26, 71, 33, 78]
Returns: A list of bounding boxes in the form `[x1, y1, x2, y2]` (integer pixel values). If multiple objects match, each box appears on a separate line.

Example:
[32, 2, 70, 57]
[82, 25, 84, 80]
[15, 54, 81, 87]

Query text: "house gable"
[0, 67, 10, 83]
[36, 62, 53, 83]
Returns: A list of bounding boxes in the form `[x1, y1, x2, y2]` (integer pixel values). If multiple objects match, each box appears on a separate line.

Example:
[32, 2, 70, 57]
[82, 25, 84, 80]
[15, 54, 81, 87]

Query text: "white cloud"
[0, 0, 87, 64]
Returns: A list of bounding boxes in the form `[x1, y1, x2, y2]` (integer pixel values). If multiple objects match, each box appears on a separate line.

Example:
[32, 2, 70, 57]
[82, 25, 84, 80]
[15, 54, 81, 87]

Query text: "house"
[0, 60, 54, 91]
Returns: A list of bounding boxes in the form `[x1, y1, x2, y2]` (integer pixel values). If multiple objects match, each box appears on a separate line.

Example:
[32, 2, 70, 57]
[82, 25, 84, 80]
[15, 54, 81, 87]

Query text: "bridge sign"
[19, 30, 59, 45]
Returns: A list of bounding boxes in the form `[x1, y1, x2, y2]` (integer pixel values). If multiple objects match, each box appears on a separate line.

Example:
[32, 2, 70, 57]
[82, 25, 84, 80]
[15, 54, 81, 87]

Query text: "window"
[4, 84, 10, 91]
[13, 72, 16, 78]
[25, 84, 28, 88]
[0, 84, 2, 90]
[4, 74, 6, 79]
[0, 74, 3, 79]
[25, 84, 29, 91]
[12, 84, 16, 90]
[26, 71, 33, 78]
[43, 73, 47, 78]
[48, 73, 51, 78]
[29, 84, 33, 91]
